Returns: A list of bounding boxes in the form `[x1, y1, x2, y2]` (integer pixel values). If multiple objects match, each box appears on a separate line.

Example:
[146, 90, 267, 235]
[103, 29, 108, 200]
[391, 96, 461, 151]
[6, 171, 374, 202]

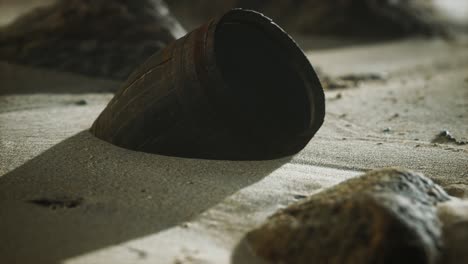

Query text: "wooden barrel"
[90, 9, 325, 160]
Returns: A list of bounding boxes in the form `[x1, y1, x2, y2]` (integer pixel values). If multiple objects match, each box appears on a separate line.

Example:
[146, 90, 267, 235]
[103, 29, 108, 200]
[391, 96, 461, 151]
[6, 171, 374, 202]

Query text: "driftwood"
[90, 9, 325, 160]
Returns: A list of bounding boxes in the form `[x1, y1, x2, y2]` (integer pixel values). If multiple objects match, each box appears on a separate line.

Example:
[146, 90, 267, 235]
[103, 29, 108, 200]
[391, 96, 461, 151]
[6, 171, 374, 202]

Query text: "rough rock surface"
[437, 200, 468, 264]
[246, 168, 451, 264]
[0, 0, 185, 80]
[444, 184, 468, 199]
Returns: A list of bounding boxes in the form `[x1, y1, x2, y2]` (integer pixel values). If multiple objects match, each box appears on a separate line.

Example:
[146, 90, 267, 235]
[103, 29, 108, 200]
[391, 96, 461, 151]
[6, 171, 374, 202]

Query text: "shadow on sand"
[0, 62, 119, 95]
[0, 131, 288, 264]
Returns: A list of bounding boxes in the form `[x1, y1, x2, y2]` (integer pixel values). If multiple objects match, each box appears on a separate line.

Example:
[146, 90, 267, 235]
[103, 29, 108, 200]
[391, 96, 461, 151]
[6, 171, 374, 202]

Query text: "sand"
[0, 37, 467, 263]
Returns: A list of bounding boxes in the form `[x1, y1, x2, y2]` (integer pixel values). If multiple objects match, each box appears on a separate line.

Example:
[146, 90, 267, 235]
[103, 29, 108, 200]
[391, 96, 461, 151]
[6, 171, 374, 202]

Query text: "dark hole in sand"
[28, 197, 83, 209]
[214, 21, 311, 145]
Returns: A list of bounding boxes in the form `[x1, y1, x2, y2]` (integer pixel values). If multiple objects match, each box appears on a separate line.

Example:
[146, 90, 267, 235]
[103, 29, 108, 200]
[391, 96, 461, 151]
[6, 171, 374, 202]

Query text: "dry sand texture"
[1, 36, 467, 263]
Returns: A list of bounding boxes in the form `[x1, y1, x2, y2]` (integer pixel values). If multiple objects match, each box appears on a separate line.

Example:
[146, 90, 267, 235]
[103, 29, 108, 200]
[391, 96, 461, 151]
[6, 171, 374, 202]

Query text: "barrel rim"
[208, 9, 326, 156]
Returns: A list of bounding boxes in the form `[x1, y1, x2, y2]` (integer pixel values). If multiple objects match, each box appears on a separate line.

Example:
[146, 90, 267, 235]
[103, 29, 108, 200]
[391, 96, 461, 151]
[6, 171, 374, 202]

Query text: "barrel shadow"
[0, 131, 288, 264]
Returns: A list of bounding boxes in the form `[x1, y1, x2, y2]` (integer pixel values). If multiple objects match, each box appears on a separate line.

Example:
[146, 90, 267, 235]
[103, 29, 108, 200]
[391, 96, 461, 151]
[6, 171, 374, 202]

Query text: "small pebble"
[75, 99, 87, 106]
[293, 194, 307, 200]
[382, 127, 392, 133]
[432, 130, 467, 145]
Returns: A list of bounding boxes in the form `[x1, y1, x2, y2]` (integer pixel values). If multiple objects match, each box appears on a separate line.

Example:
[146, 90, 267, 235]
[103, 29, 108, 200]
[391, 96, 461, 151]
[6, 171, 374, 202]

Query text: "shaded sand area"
[0, 0, 54, 25]
[0, 38, 467, 263]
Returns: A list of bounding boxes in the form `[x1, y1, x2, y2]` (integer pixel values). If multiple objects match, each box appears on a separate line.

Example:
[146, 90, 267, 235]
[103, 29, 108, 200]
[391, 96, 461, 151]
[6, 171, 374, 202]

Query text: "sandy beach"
[1, 35, 467, 263]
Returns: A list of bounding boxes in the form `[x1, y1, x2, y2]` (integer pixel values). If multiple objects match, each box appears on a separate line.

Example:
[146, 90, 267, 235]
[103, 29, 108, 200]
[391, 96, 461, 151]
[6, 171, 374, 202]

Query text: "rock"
[168, 0, 462, 36]
[431, 130, 467, 146]
[0, 0, 186, 81]
[440, 221, 468, 264]
[246, 168, 451, 264]
[437, 199, 468, 227]
[74, 99, 87, 106]
[437, 200, 468, 264]
[383, 127, 392, 133]
[444, 184, 468, 199]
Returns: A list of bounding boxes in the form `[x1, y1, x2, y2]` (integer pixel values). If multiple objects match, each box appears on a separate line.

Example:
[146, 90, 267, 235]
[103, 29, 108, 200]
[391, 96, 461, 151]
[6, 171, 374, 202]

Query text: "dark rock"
[293, 194, 307, 200]
[168, 0, 460, 36]
[0, 0, 185, 81]
[74, 99, 87, 106]
[246, 168, 451, 264]
[383, 127, 392, 133]
[437, 200, 468, 264]
[432, 130, 467, 145]
[28, 197, 83, 210]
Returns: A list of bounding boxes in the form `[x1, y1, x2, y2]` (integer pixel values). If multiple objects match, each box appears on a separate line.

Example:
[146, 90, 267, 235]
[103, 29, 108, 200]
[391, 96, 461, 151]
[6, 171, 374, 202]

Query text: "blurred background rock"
[0, 0, 185, 80]
[167, 0, 468, 36]
[0, 0, 467, 81]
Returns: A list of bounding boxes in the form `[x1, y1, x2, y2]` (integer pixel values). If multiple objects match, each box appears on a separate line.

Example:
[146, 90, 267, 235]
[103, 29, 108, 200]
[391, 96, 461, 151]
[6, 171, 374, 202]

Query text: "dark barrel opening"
[214, 12, 313, 155]
[90, 9, 323, 161]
